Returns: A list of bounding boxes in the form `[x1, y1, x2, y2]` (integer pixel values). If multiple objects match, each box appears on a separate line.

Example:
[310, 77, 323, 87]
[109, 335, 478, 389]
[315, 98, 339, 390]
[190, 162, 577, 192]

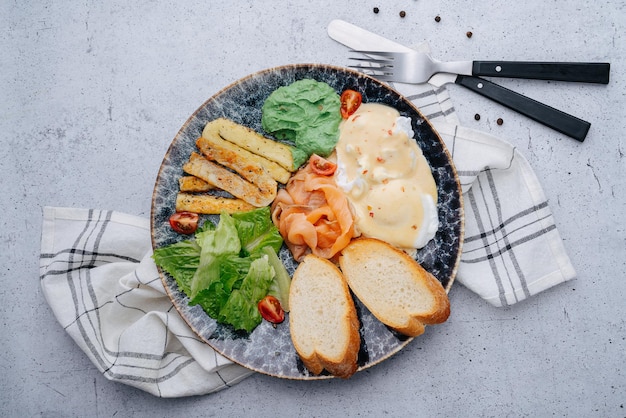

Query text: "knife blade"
[328, 19, 414, 53]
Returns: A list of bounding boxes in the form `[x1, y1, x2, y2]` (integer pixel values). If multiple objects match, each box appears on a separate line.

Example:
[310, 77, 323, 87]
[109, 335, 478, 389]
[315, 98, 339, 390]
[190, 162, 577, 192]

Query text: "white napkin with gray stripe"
[39, 207, 252, 397]
[39, 70, 576, 397]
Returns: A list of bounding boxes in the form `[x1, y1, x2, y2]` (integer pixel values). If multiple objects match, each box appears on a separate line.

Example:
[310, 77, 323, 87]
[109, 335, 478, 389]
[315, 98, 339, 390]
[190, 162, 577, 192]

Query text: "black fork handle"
[472, 61, 610, 84]
[455, 75, 590, 142]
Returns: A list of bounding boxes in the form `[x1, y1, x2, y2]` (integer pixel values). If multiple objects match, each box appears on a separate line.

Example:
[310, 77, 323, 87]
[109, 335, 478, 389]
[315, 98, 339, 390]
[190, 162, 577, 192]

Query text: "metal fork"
[349, 50, 610, 84]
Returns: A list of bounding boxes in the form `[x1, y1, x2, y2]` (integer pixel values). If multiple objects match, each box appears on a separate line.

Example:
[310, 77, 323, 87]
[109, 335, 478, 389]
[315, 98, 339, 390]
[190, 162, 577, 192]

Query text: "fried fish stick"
[196, 134, 290, 184]
[175, 193, 255, 214]
[183, 152, 276, 207]
[202, 118, 296, 171]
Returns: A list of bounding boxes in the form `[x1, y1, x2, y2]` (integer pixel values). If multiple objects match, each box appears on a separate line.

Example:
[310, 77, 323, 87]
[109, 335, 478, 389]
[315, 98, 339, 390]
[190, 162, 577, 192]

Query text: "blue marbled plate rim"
[150, 63, 464, 380]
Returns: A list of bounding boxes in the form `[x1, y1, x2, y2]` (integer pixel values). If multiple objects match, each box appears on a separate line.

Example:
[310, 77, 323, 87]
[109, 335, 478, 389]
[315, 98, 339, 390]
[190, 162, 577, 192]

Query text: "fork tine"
[348, 49, 402, 80]
[348, 65, 393, 73]
[349, 49, 397, 58]
[348, 67, 397, 82]
[349, 56, 394, 65]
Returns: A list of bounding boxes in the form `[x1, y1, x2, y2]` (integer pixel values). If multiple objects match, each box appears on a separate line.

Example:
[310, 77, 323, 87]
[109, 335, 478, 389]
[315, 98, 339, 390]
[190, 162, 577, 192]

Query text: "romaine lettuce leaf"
[189, 255, 254, 319]
[232, 207, 283, 256]
[152, 240, 200, 295]
[191, 281, 229, 319]
[216, 291, 261, 333]
[263, 246, 291, 312]
[216, 256, 275, 332]
[153, 208, 286, 333]
[189, 212, 241, 299]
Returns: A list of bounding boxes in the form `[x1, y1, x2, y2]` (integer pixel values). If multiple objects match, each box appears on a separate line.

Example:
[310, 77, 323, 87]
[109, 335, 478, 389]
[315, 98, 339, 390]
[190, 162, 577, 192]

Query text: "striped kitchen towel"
[39, 207, 253, 397]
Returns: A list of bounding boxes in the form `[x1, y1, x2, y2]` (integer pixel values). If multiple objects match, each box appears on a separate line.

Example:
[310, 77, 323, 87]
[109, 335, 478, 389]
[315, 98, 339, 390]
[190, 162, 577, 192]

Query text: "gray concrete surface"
[2, 1, 624, 417]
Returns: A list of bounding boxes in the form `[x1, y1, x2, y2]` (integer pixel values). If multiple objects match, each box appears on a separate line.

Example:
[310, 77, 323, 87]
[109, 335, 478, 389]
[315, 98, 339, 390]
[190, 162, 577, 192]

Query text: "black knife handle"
[472, 61, 610, 84]
[455, 75, 590, 141]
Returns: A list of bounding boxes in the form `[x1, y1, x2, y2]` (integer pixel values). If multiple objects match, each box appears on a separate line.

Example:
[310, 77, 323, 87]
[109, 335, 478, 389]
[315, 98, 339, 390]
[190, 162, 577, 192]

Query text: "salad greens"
[153, 207, 290, 333]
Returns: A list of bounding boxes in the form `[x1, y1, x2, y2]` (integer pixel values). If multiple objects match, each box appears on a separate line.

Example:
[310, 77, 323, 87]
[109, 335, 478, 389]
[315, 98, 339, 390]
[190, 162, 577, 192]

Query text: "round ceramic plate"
[151, 64, 463, 379]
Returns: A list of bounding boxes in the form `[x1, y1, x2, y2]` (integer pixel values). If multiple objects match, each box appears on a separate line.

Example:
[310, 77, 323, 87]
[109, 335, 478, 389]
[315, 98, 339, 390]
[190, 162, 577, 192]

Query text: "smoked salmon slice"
[271, 156, 355, 261]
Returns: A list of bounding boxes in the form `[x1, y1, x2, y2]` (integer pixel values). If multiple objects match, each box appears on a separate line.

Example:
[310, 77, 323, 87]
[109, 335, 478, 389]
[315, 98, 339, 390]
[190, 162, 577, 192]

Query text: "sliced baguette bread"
[339, 238, 450, 337]
[289, 254, 361, 378]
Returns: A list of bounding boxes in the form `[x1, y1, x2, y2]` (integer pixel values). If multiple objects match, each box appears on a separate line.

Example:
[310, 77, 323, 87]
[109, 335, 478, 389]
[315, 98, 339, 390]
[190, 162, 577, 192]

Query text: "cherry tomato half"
[258, 295, 285, 324]
[310, 154, 337, 176]
[168, 211, 199, 235]
[340, 89, 362, 119]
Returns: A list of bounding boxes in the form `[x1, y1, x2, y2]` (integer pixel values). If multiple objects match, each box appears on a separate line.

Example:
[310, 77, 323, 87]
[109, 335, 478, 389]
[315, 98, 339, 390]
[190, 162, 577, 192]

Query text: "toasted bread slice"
[339, 238, 450, 337]
[289, 254, 360, 378]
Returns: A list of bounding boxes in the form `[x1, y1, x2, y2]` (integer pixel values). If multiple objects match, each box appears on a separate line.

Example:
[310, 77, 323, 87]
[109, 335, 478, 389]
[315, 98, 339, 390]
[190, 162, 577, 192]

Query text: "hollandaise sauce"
[334, 103, 438, 250]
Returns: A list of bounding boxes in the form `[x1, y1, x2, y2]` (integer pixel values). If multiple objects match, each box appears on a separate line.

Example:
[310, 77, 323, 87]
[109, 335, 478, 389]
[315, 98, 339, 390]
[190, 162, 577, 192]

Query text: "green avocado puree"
[261, 79, 341, 168]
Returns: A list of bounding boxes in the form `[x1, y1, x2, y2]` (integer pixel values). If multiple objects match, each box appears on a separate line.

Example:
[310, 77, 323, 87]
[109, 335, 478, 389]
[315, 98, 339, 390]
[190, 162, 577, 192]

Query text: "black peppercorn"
[400, 10, 406, 18]
[373, 7, 379, 14]
[474, 113, 481, 121]
[466, 31, 473, 38]
[435, 15, 441, 22]
[497, 118, 504, 125]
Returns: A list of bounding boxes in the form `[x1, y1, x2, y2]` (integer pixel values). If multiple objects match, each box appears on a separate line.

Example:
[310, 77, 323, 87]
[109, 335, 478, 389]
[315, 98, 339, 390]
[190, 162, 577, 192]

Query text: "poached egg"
[334, 103, 438, 250]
